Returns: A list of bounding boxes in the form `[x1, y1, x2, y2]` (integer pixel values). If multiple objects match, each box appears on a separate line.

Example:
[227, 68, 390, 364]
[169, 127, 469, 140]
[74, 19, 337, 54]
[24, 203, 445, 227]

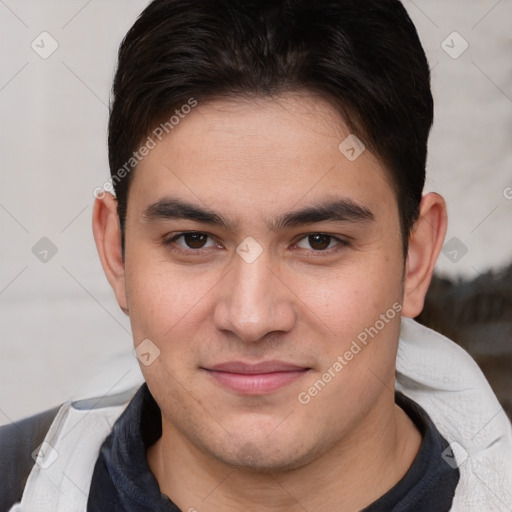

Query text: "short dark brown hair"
[108, 0, 433, 256]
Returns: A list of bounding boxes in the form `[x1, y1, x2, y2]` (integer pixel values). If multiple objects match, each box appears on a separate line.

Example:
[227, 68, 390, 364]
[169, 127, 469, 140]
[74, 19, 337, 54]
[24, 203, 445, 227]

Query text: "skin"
[93, 92, 447, 511]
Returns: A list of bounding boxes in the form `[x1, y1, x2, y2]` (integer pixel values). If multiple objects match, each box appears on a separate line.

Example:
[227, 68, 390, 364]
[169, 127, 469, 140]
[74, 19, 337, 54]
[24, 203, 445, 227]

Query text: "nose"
[213, 250, 296, 343]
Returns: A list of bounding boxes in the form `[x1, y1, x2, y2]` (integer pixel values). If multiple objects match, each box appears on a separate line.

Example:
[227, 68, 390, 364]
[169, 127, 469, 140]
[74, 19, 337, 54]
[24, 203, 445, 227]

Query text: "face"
[122, 93, 406, 471]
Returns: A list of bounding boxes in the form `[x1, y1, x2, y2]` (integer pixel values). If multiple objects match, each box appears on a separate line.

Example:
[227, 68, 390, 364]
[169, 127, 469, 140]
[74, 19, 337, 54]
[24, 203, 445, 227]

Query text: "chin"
[206, 434, 326, 474]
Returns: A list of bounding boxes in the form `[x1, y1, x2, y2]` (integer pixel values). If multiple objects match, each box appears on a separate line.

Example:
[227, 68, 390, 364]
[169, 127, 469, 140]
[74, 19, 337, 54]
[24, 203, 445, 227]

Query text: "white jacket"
[9, 318, 512, 511]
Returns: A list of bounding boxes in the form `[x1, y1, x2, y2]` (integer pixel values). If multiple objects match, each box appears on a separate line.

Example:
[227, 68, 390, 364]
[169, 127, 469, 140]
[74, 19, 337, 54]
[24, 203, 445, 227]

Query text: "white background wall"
[0, 0, 511, 422]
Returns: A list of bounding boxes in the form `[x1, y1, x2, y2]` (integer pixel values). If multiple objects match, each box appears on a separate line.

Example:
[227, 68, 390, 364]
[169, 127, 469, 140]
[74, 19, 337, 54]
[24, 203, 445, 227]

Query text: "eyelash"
[161, 232, 350, 257]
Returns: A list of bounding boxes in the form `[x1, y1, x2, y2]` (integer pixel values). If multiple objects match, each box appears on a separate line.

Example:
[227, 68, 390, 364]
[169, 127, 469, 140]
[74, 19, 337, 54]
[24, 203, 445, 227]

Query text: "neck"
[147, 390, 421, 512]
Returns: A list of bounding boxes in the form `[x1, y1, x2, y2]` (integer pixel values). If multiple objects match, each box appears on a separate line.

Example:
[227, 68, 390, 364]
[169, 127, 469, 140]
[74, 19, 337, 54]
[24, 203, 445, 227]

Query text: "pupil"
[309, 234, 330, 250]
[185, 233, 207, 248]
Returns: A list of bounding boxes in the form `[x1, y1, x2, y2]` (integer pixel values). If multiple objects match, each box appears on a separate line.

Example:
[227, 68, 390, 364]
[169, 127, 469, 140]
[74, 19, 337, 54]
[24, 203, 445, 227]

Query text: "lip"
[203, 360, 311, 395]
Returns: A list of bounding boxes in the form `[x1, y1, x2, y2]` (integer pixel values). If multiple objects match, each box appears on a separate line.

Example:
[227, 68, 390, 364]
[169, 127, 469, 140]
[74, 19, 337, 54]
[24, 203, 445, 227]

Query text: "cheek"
[294, 261, 403, 424]
[289, 245, 404, 409]
[124, 253, 216, 342]
[290, 249, 403, 343]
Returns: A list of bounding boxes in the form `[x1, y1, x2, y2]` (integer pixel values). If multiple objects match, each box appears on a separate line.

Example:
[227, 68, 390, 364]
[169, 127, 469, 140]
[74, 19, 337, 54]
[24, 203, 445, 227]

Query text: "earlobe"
[402, 193, 447, 318]
[92, 193, 129, 314]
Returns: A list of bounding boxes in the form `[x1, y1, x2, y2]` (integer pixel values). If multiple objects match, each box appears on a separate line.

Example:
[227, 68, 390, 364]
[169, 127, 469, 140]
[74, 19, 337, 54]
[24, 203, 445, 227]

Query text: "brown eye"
[163, 231, 219, 255]
[308, 234, 332, 250]
[182, 232, 209, 248]
[295, 233, 347, 253]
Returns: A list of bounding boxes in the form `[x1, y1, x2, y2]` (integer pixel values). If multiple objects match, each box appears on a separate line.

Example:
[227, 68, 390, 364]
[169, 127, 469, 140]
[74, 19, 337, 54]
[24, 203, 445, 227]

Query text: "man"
[2, 0, 511, 511]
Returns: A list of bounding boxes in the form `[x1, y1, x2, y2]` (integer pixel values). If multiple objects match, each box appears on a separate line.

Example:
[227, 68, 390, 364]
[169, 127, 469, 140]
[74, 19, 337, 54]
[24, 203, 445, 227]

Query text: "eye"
[166, 232, 218, 250]
[295, 233, 346, 252]
[163, 231, 348, 257]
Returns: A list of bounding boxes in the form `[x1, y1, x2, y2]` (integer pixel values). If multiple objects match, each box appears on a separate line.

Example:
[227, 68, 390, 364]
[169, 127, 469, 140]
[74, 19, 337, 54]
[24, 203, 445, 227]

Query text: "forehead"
[129, 93, 396, 223]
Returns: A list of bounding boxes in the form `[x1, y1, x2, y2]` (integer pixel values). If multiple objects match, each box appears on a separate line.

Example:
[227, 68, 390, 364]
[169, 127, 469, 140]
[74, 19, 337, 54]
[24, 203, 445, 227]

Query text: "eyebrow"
[142, 197, 374, 231]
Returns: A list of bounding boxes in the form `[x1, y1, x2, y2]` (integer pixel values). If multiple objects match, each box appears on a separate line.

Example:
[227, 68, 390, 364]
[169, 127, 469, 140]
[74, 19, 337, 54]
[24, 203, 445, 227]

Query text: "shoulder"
[0, 404, 62, 511]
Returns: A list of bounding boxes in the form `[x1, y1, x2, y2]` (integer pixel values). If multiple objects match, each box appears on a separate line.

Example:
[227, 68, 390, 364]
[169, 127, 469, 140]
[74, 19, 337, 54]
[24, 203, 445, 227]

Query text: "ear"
[92, 192, 129, 314]
[402, 192, 448, 318]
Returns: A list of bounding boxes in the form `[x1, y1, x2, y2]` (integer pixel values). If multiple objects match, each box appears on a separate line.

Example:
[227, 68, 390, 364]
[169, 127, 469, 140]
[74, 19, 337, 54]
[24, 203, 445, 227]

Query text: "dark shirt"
[87, 384, 459, 512]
